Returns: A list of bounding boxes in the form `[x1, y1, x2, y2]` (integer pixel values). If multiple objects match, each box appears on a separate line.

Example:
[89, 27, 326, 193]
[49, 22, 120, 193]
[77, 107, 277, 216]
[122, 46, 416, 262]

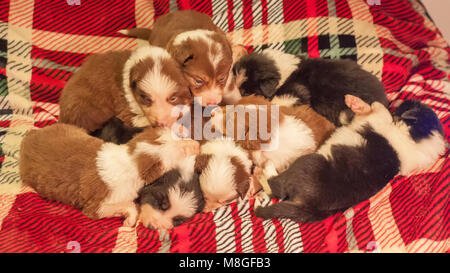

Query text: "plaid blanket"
[0, 0, 448, 253]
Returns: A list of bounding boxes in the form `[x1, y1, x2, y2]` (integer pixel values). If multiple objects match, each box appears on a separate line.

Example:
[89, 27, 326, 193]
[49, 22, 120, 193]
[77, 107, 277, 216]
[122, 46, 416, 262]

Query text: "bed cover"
[0, 0, 448, 253]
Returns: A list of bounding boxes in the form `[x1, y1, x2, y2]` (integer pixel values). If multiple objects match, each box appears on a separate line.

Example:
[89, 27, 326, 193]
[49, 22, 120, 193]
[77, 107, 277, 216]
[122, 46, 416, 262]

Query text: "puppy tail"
[118, 28, 151, 40]
[255, 201, 330, 223]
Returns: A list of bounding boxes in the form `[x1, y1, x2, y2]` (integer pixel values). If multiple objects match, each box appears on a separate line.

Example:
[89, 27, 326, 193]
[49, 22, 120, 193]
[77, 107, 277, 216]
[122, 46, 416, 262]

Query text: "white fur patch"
[318, 126, 366, 159]
[133, 128, 183, 172]
[167, 184, 198, 218]
[138, 62, 178, 97]
[319, 102, 446, 176]
[173, 29, 224, 70]
[96, 143, 144, 204]
[122, 45, 173, 127]
[271, 94, 299, 107]
[259, 115, 316, 171]
[261, 48, 301, 87]
[199, 139, 252, 201]
[372, 123, 445, 175]
[172, 30, 216, 46]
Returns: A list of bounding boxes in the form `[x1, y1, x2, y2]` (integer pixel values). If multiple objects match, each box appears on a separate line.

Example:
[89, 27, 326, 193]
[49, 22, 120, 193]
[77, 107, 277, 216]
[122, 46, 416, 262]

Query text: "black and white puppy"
[254, 95, 445, 223]
[138, 157, 205, 230]
[233, 48, 389, 126]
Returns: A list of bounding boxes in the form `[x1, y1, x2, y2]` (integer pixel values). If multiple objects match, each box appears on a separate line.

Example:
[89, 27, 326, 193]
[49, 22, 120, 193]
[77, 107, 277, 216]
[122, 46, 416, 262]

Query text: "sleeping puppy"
[254, 95, 445, 223]
[19, 123, 200, 226]
[233, 48, 389, 126]
[120, 10, 233, 106]
[194, 139, 254, 212]
[138, 156, 205, 230]
[59, 45, 191, 131]
[210, 95, 335, 173]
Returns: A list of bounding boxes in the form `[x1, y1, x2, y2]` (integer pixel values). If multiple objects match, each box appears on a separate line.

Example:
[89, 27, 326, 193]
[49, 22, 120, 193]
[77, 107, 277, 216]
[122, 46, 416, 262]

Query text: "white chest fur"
[96, 143, 144, 204]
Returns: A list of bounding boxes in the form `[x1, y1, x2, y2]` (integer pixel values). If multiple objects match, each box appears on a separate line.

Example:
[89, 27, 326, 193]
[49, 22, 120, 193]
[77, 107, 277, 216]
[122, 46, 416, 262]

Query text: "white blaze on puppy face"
[170, 30, 233, 106]
[123, 45, 191, 127]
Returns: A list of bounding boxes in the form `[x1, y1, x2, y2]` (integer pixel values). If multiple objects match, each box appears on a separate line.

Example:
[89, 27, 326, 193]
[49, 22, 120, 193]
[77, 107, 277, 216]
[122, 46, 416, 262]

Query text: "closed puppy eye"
[139, 93, 152, 106]
[218, 75, 226, 83]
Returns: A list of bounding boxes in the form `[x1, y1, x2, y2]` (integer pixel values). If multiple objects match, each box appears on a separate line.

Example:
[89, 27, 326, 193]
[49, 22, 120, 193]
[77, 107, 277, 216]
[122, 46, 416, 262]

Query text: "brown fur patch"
[136, 153, 164, 185]
[59, 50, 134, 132]
[194, 154, 212, 173]
[19, 124, 108, 219]
[19, 124, 172, 220]
[214, 95, 285, 149]
[230, 156, 251, 199]
[145, 10, 232, 104]
[148, 10, 224, 48]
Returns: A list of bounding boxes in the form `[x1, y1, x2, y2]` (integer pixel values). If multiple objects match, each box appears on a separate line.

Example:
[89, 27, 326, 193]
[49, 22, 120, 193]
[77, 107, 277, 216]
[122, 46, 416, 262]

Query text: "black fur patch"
[139, 170, 205, 227]
[90, 117, 145, 144]
[255, 125, 400, 223]
[233, 53, 280, 98]
[234, 51, 388, 126]
[394, 100, 443, 142]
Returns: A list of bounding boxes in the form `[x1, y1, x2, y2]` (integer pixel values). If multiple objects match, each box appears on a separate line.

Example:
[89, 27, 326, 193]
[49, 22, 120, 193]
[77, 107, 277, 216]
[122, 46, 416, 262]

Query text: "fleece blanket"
[0, 0, 448, 253]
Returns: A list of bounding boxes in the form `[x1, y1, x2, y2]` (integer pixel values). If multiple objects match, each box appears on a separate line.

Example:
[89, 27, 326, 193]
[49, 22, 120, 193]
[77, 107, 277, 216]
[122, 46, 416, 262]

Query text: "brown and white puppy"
[59, 45, 191, 131]
[120, 10, 233, 106]
[194, 139, 253, 212]
[19, 123, 199, 226]
[210, 95, 335, 174]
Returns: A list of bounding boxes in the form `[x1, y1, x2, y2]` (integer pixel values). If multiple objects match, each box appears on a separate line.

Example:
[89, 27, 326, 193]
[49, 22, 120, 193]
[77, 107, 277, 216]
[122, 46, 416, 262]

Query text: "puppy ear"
[194, 154, 211, 173]
[168, 43, 194, 66]
[235, 176, 250, 200]
[260, 79, 279, 98]
[400, 108, 420, 121]
[129, 65, 139, 91]
[230, 156, 251, 199]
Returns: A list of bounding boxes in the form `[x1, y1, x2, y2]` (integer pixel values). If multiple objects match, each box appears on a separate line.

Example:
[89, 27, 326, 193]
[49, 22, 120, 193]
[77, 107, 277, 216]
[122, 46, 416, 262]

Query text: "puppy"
[233, 48, 389, 125]
[254, 95, 445, 223]
[138, 156, 205, 230]
[120, 10, 233, 106]
[59, 45, 191, 131]
[210, 95, 335, 173]
[19, 123, 199, 226]
[194, 139, 253, 212]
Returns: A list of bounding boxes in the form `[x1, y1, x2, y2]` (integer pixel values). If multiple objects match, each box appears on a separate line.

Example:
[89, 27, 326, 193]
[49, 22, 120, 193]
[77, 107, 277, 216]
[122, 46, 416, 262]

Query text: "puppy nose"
[206, 100, 218, 106]
[157, 121, 170, 127]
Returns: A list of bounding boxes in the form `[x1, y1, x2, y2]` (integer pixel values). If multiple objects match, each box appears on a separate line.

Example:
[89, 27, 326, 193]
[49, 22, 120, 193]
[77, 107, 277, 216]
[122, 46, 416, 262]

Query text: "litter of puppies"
[19, 10, 446, 229]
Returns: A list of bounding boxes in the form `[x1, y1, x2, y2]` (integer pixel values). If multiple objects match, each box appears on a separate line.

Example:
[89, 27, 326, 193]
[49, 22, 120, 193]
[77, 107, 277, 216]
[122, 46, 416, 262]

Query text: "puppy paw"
[345, 94, 371, 115]
[123, 204, 138, 227]
[139, 204, 173, 231]
[177, 139, 200, 157]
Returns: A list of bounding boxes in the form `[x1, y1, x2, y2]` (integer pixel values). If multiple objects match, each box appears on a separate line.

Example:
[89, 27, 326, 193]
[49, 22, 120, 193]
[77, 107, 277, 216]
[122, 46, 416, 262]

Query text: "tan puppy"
[210, 95, 335, 172]
[19, 124, 199, 226]
[59, 45, 191, 131]
[121, 10, 234, 106]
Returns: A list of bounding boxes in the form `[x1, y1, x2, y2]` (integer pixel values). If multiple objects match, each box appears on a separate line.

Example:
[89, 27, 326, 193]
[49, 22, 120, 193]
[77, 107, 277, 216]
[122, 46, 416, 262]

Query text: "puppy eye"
[218, 75, 226, 83]
[140, 93, 152, 106]
[168, 96, 178, 103]
[195, 79, 204, 86]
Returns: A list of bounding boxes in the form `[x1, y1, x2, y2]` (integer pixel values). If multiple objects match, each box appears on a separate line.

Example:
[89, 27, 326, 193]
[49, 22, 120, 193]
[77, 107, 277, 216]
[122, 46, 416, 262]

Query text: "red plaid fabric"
[0, 0, 448, 253]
